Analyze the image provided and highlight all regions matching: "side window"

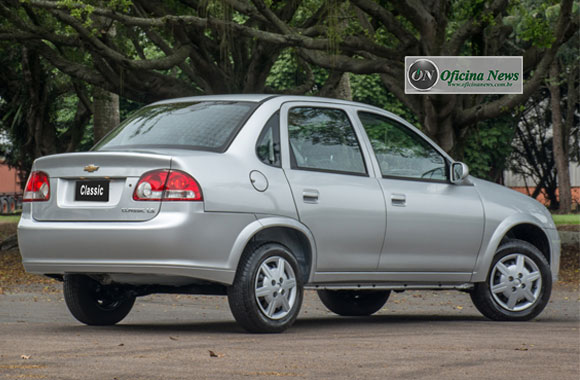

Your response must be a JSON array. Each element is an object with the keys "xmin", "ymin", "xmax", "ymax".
[
  {"xmin": 288, "ymin": 107, "xmax": 367, "ymax": 176},
  {"xmin": 256, "ymin": 112, "xmax": 281, "ymax": 167},
  {"xmin": 358, "ymin": 112, "xmax": 447, "ymax": 181}
]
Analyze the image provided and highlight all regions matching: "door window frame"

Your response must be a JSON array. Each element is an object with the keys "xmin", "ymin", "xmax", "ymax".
[
  {"xmin": 355, "ymin": 110, "xmax": 452, "ymax": 184},
  {"xmin": 280, "ymin": 102, "xmax": 375, "ymax": 177},
  {"xmin": 255, "ymin": 111, "xmax": 282, "ymax": 168}
]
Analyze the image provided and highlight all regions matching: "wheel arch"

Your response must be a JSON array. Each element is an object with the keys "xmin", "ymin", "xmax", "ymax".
[
  {"xmin": 227, "ymin": 216, "xmax": 317, "ymax": 284},
  {"xmin": 471, "ymin": 215, "xmax": 556, "ymax": 283}
]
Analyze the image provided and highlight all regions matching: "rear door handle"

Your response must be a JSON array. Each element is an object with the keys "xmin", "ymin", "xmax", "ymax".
[
  {"xmin": 302, "ymin": 189, "xmax": 319, "ymax": 204},
  {"xmin": 391, "ymin": 193, "xmax": 406, "ymax": 207}
]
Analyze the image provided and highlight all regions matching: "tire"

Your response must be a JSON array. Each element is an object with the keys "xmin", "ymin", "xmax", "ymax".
[
  {"xmin": 470, "ymin": 239, "xmax": 552, "ymax": 321},
  {"xmin": 228, "ymin": 243, "xmax": 304, "ymax": 333},
  {"xmin": 317, "ymin": 290, "xmax": 390, "ymax": 316},
  {"xmin": 63, "ymin": 274, "xmax": 135, "ymax": 326}
]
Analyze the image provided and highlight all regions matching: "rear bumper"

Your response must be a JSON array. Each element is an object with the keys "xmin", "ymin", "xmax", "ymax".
[{"xmin": 18, "ymin": 203, "xmax": 256, "ymax": 285}]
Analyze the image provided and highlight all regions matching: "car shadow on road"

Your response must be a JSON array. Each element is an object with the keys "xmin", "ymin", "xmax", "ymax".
[
  {"xmin": 53, "ymin": 314, "xmax": 495, "ymax": 335},
  {"xmin": 293, "ymin": 314, "xmax": 490, "ymax": 330}
]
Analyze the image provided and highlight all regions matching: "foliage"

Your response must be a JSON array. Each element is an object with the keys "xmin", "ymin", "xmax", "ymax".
[
  {"xmin": 350, "ymin": 74, "xmax": 417, "ymax": 125},
  {"xmin": 463, "ymin": 115, "xmax": 516, "ymax": 181},
  {"xmin": 0, "ymin": 0, "xmax": 577, "ymax": 180},
  {"xmin": 0, "ymin": 0, "xmax": 575, "ymax": 152},
  {"xmin": 508, "ymin": 92, "xmax": 561, "ymax": 207}
]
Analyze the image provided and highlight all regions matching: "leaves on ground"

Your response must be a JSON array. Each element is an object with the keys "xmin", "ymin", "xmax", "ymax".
[
  {"xmin": 559, "ymin": 244, "xmax": 580, "ymax": 286},
  {"xmin": 208, "ymin": 350, "xmax": 225, "ymax": 358},
  {"xmin": 0, "ymin": 249, "xmax": 58, "ymax": 290}
]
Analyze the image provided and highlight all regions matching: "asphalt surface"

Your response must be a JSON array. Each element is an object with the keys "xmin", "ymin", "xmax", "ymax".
[{"xmin": 0, "ymin": 285, "xmax": 578, "ymax": 380}]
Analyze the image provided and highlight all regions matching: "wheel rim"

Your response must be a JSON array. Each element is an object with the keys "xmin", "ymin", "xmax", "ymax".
[
  {"xmin": 89, "ymin": 282, "xmax": 123, "ymax": 311},
  {"xmin": 95, "ymin": 298, "xmax": 122, "ymax": 311},
  {"xmin": 490, "ymin": 253, "xmax": 542, "ymax": 312},
  {"xmin": 254, "ymin": 256, "xmax": 297, "ymax": 320}
]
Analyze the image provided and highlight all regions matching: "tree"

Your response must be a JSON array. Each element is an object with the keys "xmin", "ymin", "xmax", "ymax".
[
  {"xmin": 1, "ymin": 0, "xmax": 577, "ymax": 156},
  {"xmin": 0, "ymin": 41, "xmax": 92, "ymax": 180},
  {"xmin": 547, "ymin": 23, "xmax": 579, "ymax": 213},
  {"xmin": 509, "ymin": 93, "xmax": 559, "ymax": 208},
  {"xmin": 463, "ymin": 114, "xmax": 516, "ymax": 182},
  {"xmin": 548, "ymin": 60, "xmax": 572, "ymax": 213}
]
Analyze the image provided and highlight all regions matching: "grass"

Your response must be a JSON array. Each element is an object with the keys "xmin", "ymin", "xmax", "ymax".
[
  {"xmin": 0, "ymin": 214, "xmax": 20, "ymax": 224},
  {"xmin": 552, "ymin": 214, "xmax": 580, "ymax": 225}
]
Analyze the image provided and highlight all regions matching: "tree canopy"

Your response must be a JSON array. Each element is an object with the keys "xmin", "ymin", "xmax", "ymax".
[{"xmin": 0, "ymin": 0, "xmax": 578, "ymax": 195}]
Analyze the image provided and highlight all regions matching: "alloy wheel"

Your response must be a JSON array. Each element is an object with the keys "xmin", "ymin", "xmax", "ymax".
[
  {"xmin": 254, "ymin": 256, "xmax": 297, "ymax": 320},
  {"xmin": 489, "ymin": 253, "xmax": 542, "ymax": 312}
]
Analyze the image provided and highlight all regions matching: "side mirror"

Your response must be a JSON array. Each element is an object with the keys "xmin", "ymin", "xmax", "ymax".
[{"xmin": 451, "ymin": 162, "xmax": 469, "ymax": 184}]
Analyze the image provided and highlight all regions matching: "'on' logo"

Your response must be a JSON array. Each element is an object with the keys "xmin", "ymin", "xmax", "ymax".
[{"xmin": 408, "ymin": 59, "xmax": 439, "ymax": 91}]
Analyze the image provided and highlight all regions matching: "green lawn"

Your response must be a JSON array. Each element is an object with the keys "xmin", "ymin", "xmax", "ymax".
[
  {"xmin": 0, "ymin": 214, "xmax": 20, "ymax": 224},
  {"xmin": 552, "ymin": 214, "xmax": 580, "ymax": 225}
]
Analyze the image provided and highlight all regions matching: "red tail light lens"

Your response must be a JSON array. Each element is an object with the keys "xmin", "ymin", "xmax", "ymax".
[
  {"xmin": 23, "ymin": 171, "xmax": 50, "ymax": 202},
  {"xmin": 133, "ymin": 169, "xmax": 202, "ymax": 201},
  {"xmin": 133, "ymin": 170, "xmax": 169, "ymax": 201}
]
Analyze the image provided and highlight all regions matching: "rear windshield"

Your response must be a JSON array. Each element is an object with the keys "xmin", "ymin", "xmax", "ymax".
[{"xmin": 93, "ymin": 101, "xmax": 256, "ymax": 152}]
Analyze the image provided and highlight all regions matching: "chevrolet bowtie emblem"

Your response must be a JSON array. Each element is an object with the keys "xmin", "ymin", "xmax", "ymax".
[{"xmin": 83, "ymin": 164, "xmax": 100, "ymax": 173}]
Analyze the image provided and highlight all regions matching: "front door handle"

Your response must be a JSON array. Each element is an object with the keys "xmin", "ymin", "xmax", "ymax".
[
  {"xmin": 391, "ymin": 193, "xmax": 406, "ymax": 207},
  {"xmin": 303, "ymin": 189, "xmax": 319, "ymax": 204}
]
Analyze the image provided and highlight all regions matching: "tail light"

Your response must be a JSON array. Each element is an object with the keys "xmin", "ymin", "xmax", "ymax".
[
  {"xmin": 133, "ymin": 169, "xmax": 202, "ymax": 201},
  {"xmin": 23, "ymin": 171, "xmax": 50, "ymax": 202}
]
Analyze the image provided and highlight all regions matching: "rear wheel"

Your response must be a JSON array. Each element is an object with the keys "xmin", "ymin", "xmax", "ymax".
[
  {"xmin": 228, "ymin": 243, "xmax": 303, "ymax": 333},
  {"xmin": 64, "ymin": 275, "xmax": 135, "ymax": 326},
  {"xmin": 317, "ymin": 290, "xmax": 390, "ymax": 316},
  {"xmin": 470, "ymin": 239, "xmax": 551, "ymax": 321}
]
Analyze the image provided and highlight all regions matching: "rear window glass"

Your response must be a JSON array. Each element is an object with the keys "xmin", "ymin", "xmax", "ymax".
[{"xmin": 93, "ymin": 101, "xmax": 256, "ymax": 152}]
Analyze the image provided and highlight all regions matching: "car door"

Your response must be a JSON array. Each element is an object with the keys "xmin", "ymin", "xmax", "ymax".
[
  {"xmin": 356, "ymin": 111, "xmax": 484, "ymax": 279},
  {"xmin": 280, "ymin": 103, "xmax": 386, "ymax": 272}
]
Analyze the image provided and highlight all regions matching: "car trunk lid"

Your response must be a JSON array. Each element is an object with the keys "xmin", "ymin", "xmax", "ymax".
[{"xmin": 31, "ymin": 152, "xmax": 172, "ymax": 222}]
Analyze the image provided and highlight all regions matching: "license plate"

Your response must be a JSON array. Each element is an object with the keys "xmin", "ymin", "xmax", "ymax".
[{"xmin": 75, "ymin": 180, "xmax": 109, "ymax": 202}]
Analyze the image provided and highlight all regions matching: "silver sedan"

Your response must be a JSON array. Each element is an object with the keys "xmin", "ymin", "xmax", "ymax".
[{"xmin": 18, "ymin": 95, "xmax": 560, "ymax": 332}]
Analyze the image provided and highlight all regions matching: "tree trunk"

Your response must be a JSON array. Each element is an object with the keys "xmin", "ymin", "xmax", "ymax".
[
  {"xmin": 92, "ymin": 86, "xmax": 120, "ymax": 143},
  {"xmin": 318, "ymin": 71, "xmax": 352, "ymax": 101},
  {"xmin": 549, "ymin": 61, "xmax": 572, "ymax": 214},
  {"xmin": 334, "ymin": 73, "xmax": 352, "ymax": 101},
  {"xmin": 21, "ymin": 47, "xmax": 57, "ymax": 159}
]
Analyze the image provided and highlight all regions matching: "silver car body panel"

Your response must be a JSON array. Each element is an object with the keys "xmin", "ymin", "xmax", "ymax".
[
  {"xmin": 18, "ymin": 95, "xmax": 560, "ymax": 289},
  {"xmin": 279, "ymin": 102, "xmax": 386, "ymax": 272},
  {"xmin": 376, "ymin": 178, "xmax": 484, "ymax": 273},
  {"xmin": 469, "ymin": 178, "xmax": 560, "ymax": 281},
  {"xmin": 19, "ymin": 202, "xmax": 254, "ymax": 285},
  {"xmin": 31, "ymin": 152, "xmax": 172, "ymax": 222}
]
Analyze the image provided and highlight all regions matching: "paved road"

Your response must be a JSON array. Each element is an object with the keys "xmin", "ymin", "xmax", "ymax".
[{"xmin": 0, "ymin": 285, "xmax": 578, "ymax": 380}]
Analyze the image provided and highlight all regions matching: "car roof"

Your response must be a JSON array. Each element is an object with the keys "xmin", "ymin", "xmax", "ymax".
[
  {"xmin": 147, "ymin": 94, "xmax": 455, "ymax": 163},
  {"xmin": 150, "ymin": 94, "xmax": 380, "ymax": 109}
]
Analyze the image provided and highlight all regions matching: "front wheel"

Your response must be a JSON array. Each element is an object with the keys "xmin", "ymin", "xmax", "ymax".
[
  {"xmin": 228, "ymin": 243, "xmax": 303, "ymax": 333},
  {"xmin": 64, "ymin": 275, "xmax": 135, "ymax": 326},
  {"xmin": 470, "ymin": 239, "xmax": 552, "ymax": 321},
  {"xmin": 317, "ymin": 290, "xmax": 390, "ymax": 316}
]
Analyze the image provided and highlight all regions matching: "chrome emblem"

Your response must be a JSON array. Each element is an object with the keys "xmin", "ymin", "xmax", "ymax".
[{"xmin": 83, "ymin": 164, "xmax": 100, "ymax": 173}]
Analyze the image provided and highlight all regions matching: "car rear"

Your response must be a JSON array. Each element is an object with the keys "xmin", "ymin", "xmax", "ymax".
[{"xmin": 18, "ymin": 99, "xmax": 261, "ymax": 285}]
